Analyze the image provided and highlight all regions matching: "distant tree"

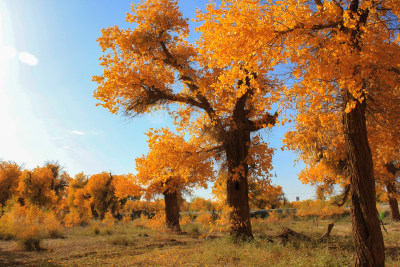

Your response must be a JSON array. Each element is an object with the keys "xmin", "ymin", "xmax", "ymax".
[
  {"xmin": 17, "ymin": 166, "xmax": 57, "ymax": 208},
  {"xmin": 248, "ymin": 183, "xmax": 286, "ymax": 210},
  {"xmin": 0, "ymin": 161, "xmax": 22, "ymax": 207},
  {"xmin": 65, "ymin": 174, "xmax": 92, "ymax": 227},
  {"xmin": 44, "ymin": 161, "xmax": 71, "ymax": 202},
  {"xmin": 85, "ymin": 172, "xmax": 119, "ymax": 219},
  {"xmin": 190, "ymin": 197, "xmax": 213, "ymax": 212}
]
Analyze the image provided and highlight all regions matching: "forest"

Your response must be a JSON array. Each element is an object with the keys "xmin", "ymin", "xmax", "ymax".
[{"xmin": 1, "ymin": 0, "xmax": 400, "ymax": 266}]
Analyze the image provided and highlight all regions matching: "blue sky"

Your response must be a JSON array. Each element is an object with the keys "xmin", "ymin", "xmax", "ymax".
[{"xmin": 0, "ymin": 0, "xmax": 315, "ymax": 201}]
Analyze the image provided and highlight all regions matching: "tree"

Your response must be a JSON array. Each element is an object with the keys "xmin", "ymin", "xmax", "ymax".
[
  {"xmin": 67, "ymin": 172, "xmax": 89, "ymax": 210},
  {"xmin": 93, "ymin": 0, "xmax": 279, "ymax": 238},
  {"xmin": 249, "ymin": 183, "xmax": 286, "ymax": 210},
  {"xmin": 134, "ymin": 128, "xmax": 214, "ymax": 231},
  {"xmin": 283, "ymin": 96, "xmax": 400, "ymax": 219},
  {"xmin": 66, "ymin": 172, "xmax": 91, "ymax": 225},
  {"xmin": 197, "ymin": 1, "xmax": 400, "ymax": 264},
  {"xmin": 85, "ymin": 172, "xmax": 119, "ymax": 219},
  {"xmin": 17, "ymin": 166, "xmax": 58, "ymax": 208},
  {"xmin": 190, "ymin": 197, "xmax": 214, "ymax": 211},
  {"xmin": 0, "ymin": 161, "xmax": 22, "ymax": 208},
  {"xmin": 370, "ymin": 122, "xmax": 400, "ymax": 221},
  {"xmin": 44, "ymin": 161, "xmax": 71, "ymax": 203}
]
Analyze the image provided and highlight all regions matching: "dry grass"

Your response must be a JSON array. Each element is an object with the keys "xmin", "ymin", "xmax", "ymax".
[{"xmin": 0, "ymin": 215, "xmax": 399, "ymax": 266}]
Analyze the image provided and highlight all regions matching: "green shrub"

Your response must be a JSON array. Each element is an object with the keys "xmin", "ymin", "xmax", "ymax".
[{"xmin": 379, "ymin": 210, "xmax": 390, "ymax": 220}]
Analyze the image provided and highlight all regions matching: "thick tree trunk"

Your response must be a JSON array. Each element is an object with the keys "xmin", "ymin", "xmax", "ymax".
[
  {"xmin": 163, "ymin": 190, "xmax": 181, "ymax": 232},
  {"xmin": 225, "ymin": 129, "xmax": 253, "ymax": 239},
  {"xmin": 343, "ymin": 92, "xmax": 385, "ymax": 266},
  {"xmin": 386, "ymin": 181, "xmax": 400, "ymax": 221}
]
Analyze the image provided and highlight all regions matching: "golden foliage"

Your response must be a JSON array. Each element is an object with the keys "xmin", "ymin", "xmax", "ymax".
[
  {"xmin": 135, "ymin": 128, "xmax": 214, "ymax": 199},
  {"xmin": 293, "ymin": 200, "xmax": 346, "ymax": 218},
  {"xmin": 0, "ymin": 201, "xmax": 63, "ymax": 241},
  {"xmin": 17, "ymin": 167, "xmax": 58, "ymax": 208},
  {"xmin": 0, "ymin": 161, "xmax": 21, "ymax": 206}
]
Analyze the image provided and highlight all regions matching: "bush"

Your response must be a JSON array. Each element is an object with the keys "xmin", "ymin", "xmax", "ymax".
[
  {"xmin": 293, "ymin": 200, "xmax": 346, "ymax": 218},
  {"xmin": 17, "ymin": 225, "xmax": 42, "ymax": 251},
  {"xmin": 64, "ymin": 209, "xmax": 90, "ymax": 227},
  {"xmin": 379, "ymin": 210, "xmax": 390, "ymax": 220},
  {"xmin": 180, "ymin": 214, "xmax": 191, "ymax": 225},
  {"xmin": 148, "ymin": 212, "xmax": 167, "ymax": 232},
  {"xmin": 265, "ymin": 210, "xmax": 281, "ymax": 224},
  {"xmin": 90, "ymin": 222, "xmax": 101, "ymax": 235},
  {"xmin": 184, "ymin": 223, "xmax": 201, "ymax": 234},
  {"xmin": 103, "ymin": 227, "xmax": 113, "ymax": 235},
  {"xmin": 195, "ymin": 212, "xmax": 212, "ymax": 227},
  {"xmin": 102, "ymin": 211, "xmax": 116, "ymax": 227},
  {"xmin": 0, "ymin": 202, "xmax": 64, "ymax": 250}
]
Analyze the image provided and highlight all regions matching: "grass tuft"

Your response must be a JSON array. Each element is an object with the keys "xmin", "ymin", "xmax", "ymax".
[{"xmin": 111, "ymin": 236, "xmax": 135, "ymax": 246}]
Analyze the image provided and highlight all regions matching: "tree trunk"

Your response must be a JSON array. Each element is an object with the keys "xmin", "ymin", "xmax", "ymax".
[
  {"xmin": 343, "ymin": 92, "xmax": 385, "ymax": 266},
  {"xmin": 91, "ymin": 204, "xmax": 99, "ymax": 219},
  {"xmin": 225, "ymin": 129, "xmax": 253, "ymax": 239},
  {"xmin": 163, "ymin": 190, "xmax": 181, "ymax": 232},
  {"xmin": 386, "ymin": 181, "xmax": 400, "ymax": 221}
]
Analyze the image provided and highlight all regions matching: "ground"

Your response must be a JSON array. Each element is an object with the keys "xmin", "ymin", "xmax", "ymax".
[{"xmin": 0, "ymin": 215, "xmax": 399, "ymax": 266}]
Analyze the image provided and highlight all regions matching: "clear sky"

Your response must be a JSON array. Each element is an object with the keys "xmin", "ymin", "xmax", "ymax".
[{"xmin": 0, "ymin": 0, "xmax": 315, "ymax": 201}]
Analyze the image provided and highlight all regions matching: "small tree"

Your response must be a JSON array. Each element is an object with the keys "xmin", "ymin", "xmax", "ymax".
[{"xmin": 135, "ymin": 128, "xmax": 214, "ymax": 232}]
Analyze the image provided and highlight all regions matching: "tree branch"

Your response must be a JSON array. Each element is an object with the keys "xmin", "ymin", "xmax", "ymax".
[
  {"xmin": 248, "ymin": 112, "xmax": 278, "ymax": 132},
  {"xmin": 158, "ymin": 41, "xmax": 225, "ymax": 135}
]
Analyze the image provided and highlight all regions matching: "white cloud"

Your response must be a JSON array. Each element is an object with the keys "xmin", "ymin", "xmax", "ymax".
[
  {"xmin": 71, "ymin": 130, "xmax": 85, "ymax": 135},
  {"xmin": 18, "ymin": 51, "xmax": 38, "ymax": 66}
]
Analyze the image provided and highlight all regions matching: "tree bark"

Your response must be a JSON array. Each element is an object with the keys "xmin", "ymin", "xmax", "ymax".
[
  {"xmin": 225, "ymin": 129, "xmax": 253, "ymax": 239},
  {"xmin": 343, "ymin": 91, "xmax": 385, "ymax": 266},
  {"xmin": 163, "ymin": 190, "xmax": 181, "ymax": 232},
  {"xmin": 386, "ymin": 181, "xmax": 400, "ymax": 221}
]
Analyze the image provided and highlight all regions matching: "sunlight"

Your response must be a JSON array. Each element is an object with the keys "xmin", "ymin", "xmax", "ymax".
[{"xmin": 0, "ymin": 5, "xmax": 35, "ymax": 165}]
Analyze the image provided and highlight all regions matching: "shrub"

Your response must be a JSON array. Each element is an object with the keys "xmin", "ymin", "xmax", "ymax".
[
  {"xmin": 148, "ymin": 212, "xmax": 167, "ymax": 232},
  {"xmin": 195, "ymin": 212, "xmax": 212, "ymax": 228},
  {"xmin": 102, "ymin": 211, "xmax": 116, "ymax": 227},
  {"xmin": 0, "ymin": 202, "xmax": 64, "ymax": 250},
  {"xmin": 131, "ymin": 214, "xmax": 150, "ymax": 229},
  {"xmin": 265, "ymin": 210, "xmax": 281, "ymax": 224},
  {"xmin": 64, "ymin": 209, "xmax": 90, "ymax": 227},
  {"xmin": 17, "ymin": 225, "xmax": 42, "ymax": 251},
  {"xmin": 293, "ymin": 200, "xmax": 346, "ymax": 218},
  {"xmin": 379, "ymin": 210, "xmax": 390, "ymax": 220},
  {"xmin": 89, "ymin": 221, "xmax": 101, "ymax": 235},
  {"xmin": 122, "ymin": 215, "xmax": 132, "ymax": 223},
  {"xmin": 185, "ymin": 223, "xmax": 201, "ymax": 234},
  {"xmin": 103, "ymin": 227, "xmax": 113, "ymax": 235},
  {"xmin": 44, "ymin": 212, "xmax": 64, "ymax": 238},
  {"xmin": 180, "ymin": 214, "xmax": 191, "ymax": 225}
]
